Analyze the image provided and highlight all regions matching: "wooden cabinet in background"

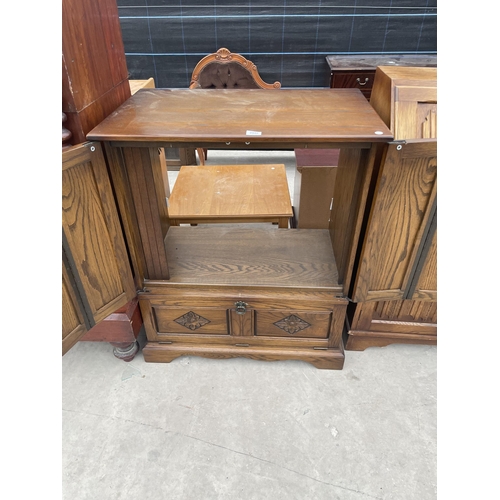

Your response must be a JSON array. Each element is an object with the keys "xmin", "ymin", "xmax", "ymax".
[
  {"xmin": 326, "ymin": 54, "xmax": 437, "ymax": 100},
  {"xmin": 369, "ymin": 66, "xmax": 437, "ymax": 140},
  {"xmin": 62, "ymin": 0, "xmax": 131, "ymax": 144}
]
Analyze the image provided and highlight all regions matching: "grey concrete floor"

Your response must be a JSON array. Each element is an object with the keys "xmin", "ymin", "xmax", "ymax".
[
  {"xmin": 62, "ymin": 150, "xmax": 437, "ymax": 499},
  {"xmin": 62, "ymin": 335, "xmax": 436, "ymax": 500}
]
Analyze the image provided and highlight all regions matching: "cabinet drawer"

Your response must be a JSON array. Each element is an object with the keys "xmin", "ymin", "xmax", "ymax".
[
  {"xmin": 255, "ymin": 310, "xmax": 331, "ymax": 338},
  {"xmin": 332, "ymin": 71, "xmax": 375, "ymax": 90},
  {"xmin": 152, "ymin": 306, "xmax": 229, "ymax": 335}
]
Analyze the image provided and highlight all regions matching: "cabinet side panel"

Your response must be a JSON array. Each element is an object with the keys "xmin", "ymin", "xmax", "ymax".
[
  {"xmin": 329, "ymin": 145, "xmax": 381, "ymax": 293},
  {"xmin": 369, "ymin": 70, "xmax": 392, "ymax": 128},
  {"xmin": 103, "ymin": 143, "xmax": 147, "ymax": 287},
  {"xmin": 329, "ymin": 148, "xmax": 364, "ymax": 284},
  {"xmin": 122, "ymin": 147, "xmax": 170, "ymax": 280}
]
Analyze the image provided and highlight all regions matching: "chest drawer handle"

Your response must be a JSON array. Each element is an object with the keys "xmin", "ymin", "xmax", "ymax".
[
  {"xmin": 356, "ymin": 77, "xmax": 369, "ymax": 86},
  {"xmin": 235, "ymin": 301, "xmax": 248, "ymax": 315}
]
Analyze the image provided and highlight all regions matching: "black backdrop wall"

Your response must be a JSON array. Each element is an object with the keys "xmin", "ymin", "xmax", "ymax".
[{"xmin": 118, "ymin": 0, "xmax": 437, "ymax": 89}]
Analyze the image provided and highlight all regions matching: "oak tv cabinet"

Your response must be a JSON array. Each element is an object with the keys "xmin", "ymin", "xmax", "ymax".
[{"xmin": 86, "ymin": 88, "xmax": 394, "ymax": 369}]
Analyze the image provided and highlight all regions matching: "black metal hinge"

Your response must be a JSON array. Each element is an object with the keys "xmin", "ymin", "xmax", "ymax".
[{"xmin": 335, "ymin": 294, "xmax": 354, "ymax": 303}]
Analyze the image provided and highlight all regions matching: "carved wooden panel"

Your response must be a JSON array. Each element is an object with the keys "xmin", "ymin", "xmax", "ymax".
[
  {"xmin": 174, "ymin": 311, "xmax": 211, "ymax": 331},
  {"xmin": 255, "ymin": 311, "xmax": 331, "ymax": 338},
  {"xmin": 151, "ymin": 306, "xmax": 229, "ymax": 336}
]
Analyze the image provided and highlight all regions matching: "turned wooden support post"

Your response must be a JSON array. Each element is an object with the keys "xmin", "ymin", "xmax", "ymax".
[{"xmin": 110, "ymin": 341, "xmax": 140, "ymax": 362}]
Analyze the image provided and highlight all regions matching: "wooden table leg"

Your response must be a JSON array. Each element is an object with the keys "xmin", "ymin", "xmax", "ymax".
[{"xmin": 278, "ymin": 217, "xmax": 289, "ymax": 228}]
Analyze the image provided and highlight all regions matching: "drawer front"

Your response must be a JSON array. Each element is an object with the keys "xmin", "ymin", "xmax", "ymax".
[
  {"xmin": 255, "ymin": 310, "xmax": 331, "ymax": 338},
  {"xmin": 332, "ymin": 71, "xmax": 375, "ymax": 90},
  {"xmin": 152, "ymin": 306, "xmax": 229, "ymax": 335}
]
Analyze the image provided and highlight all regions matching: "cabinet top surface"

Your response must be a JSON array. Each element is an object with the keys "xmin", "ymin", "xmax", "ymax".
[
  {"xmin": 326, "ymin": 54, "xmax": 437, "ymax": 70},
  {"xmin": 376, "ymin": 65, "xmax": 437, "ymax": 83},
  {"xmin": 86, "ymin": 88, "xmax": 393, "ymax": 144}
]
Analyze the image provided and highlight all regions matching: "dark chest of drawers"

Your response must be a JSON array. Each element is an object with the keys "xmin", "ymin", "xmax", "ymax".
[{"xmin": 326, "ymin": 54, "xmax": 437, "ymax": 99}]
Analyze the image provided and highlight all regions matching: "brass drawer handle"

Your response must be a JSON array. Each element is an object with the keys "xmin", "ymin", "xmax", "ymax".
[
  {"xmin": 235, "ymin": 301, "xmax": 248, "ymax": 315},
  {"xmin": 357, "ymin": 77, "xmax": 369, "ymax": 86}
]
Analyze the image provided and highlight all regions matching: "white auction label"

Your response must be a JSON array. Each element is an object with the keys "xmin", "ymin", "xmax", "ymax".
[{"xmin": 246, "ymin": 130, "xmax": 262, "ymax": 136}]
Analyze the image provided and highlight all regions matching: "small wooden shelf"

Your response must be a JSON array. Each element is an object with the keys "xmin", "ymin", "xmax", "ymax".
[
  {"xmin": 168, "ymin": 164, "xmax": 292, "ymax": 228},
  {"xmin": 163, "ymin": 226, "xmax": 341, "ymax": 290}
]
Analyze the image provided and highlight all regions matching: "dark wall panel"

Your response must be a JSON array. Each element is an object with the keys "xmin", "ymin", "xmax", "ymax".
[{"xmin": 117, "ymin": 1, "xmax": 437, "ymax": 89}]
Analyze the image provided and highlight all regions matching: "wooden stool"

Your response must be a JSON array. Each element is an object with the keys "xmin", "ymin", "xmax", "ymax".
[{"xmin": 168, "ymin": 164, "xmax": 293, "ymax": 228}]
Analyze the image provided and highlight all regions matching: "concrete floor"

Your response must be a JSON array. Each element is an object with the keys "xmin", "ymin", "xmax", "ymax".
[
  {"xmin": 62, "ymin": 151, "xmax": 437, "ymax": 499},
  {"xmin": 62, "ymin": 337, "xmax": 436, "ymax": 500}
]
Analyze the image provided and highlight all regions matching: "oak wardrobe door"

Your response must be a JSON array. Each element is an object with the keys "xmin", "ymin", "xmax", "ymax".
[
  {"xmin": 351, "ymin": 140, "xmax": 437, "ymax": 303},
  {"xmin": 62, "ymin": 258, "xmax": 88, "ymax": 355},
  {"xmin": 62, "ymin": 142, "xmax": 136, "ymax": 354},
  {"xmin": 407, "ymin": 216, "xmax": 437, "ymax": 301}
]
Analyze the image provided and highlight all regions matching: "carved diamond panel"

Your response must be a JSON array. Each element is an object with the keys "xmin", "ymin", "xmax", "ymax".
[
  {"xmin": 273, "ymin": 314, "xmax": 311, "ymax": 334},
  {"xmin": 174, "ymin": 311, "xmax": 211, "ymax": 331}
]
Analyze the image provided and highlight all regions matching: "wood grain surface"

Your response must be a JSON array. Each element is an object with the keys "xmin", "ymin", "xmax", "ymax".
[
  {"xmin": 352, "ymin": 140, "xmax": 437, "ymax": 302},
  {"xmin": 62, "ymin": 143, "xmax": 135, "ymax": 322},
  {"xmin": 168, "ymin": 164, "xmax": 292, "ymax": 223},
  {"xmin": 87, "ymin": 89, "xmax": 393, "ymax": 144},
  {"xmin": 164, "ymin": 226, "xmax": 341, "ymax": 289}
]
